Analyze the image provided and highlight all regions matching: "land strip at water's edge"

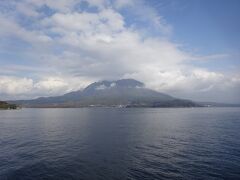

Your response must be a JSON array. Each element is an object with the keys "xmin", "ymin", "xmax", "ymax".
[{"xmin": 0, "ymin": 101, "xmax": 18, "ymax": 110}]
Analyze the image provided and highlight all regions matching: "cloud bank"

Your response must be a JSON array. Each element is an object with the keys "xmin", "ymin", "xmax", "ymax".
[{"xmin": 0, "ymin": 0, "xmax": 239, "ymax": 103}]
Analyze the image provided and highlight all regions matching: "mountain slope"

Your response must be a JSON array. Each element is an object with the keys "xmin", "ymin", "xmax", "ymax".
[{"xmin": 11, "ymin": 79, "xmax": 200, "ymax": 107}]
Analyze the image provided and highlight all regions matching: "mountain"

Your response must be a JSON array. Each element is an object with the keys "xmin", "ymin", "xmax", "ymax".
[
  {"xmin": 10, "ymin": 79, "xmax": 200, "ymax": 108},
  {"xmin": 0, "ymin": 101, "xmax": 17, "ymax": 109}
]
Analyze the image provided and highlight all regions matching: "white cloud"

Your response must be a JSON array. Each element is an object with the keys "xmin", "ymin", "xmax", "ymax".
[
  {"xmin": 113, "ymin": 0, "xmax": 135, "ymax": 9},
  {"xmin": 43, "ymin": 8, "xmax": 124, "ymax": 34},
  {"xmin": 0, "ymin": 76, "xmax": 33, "ymax": 95},
  {"xmin": 0, "ymin": 16, "xmax": 52, "ymax": 43},
  {"xmin": 24, "ymin": 0, "xmax": 79, "ymax": 13},
  {"xmin": 0, "ymin": 76, "xmax": 91, "ymax": 100},
  {"xmin": 34, "ymin": 77, "xmax": 68, "ymax": 92},
  {"xmin": 16, "ymin": 2, "xmax": 39, "ymax": 17},
  {"xmin": 190, "ymin": 53, "xmax": 230, "ymax": 61},
  {"xmin": 96, "ymin": 84, "xmax": 107, "ymax": 90}
]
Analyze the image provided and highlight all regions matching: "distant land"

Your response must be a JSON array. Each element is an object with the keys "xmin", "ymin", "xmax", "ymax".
[
  {"xmin": 198, "ymin": 102, "xmax": 240, "ymax": 107},
  {"xmin": 0, "ymin": 101, "xmax": 17, "ymax": 109},
  {"xmin": 7, "ymin": 79, "xmax": 240, "ymax": 108}
]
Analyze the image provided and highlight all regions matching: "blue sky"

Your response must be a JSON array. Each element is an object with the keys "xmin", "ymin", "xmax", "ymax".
[
  {"xmin": 147, "ymin": 0, "xmax": 240, "ymax": 68},
  {"xmin": 152, "ymin": 0, "xmax": 240, "ymax": 47},
  {"xmin": 0, "ymin": 0, "xmax": 239, "ymax": 103}
]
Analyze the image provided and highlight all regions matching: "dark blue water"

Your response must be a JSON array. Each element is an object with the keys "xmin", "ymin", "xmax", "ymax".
[{"xmin": 0, "ymin": 108, "xmax": 240, "ymax": 180}]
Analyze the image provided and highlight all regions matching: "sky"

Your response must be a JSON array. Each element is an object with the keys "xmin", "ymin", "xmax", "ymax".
[{"xmin": 0, "ymin": 0, "xmax": 239, "ymax": 103}]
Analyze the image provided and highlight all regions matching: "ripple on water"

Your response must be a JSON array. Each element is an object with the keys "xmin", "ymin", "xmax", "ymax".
[{"xmin": 0, "ymin": 108, "xmax": 240, "ymax": 179}]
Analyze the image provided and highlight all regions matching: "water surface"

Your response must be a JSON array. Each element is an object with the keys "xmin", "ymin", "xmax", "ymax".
[{"xmin": 0, "ymin": 108, "xmax": 240, "ymax": 179}]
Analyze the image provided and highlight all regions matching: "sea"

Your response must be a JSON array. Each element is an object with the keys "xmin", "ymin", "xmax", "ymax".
[{"xmin": 0, "ymin": 108, "xmax": 240, "ymax": 180}]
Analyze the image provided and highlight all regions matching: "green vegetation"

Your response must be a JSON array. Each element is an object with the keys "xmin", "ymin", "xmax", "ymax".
[{"xmin": 0, "ymin": 101, "xmax": 18, "ymax": 109}]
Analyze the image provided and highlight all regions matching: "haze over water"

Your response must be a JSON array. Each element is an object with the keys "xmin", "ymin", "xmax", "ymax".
[{"xmin": 1, "ymin": 108, "xmax": 240, "ymax": 179}]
